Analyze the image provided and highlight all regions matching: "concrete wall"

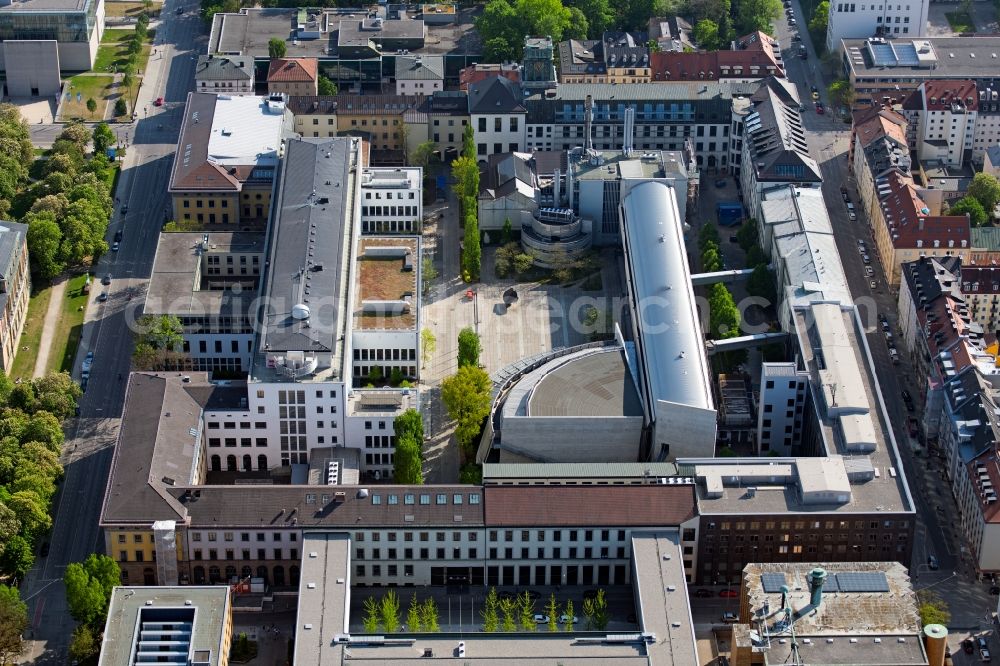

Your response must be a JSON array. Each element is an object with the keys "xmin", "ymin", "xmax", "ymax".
[
  {"xmin": 3, "ymin": 41, "xmax": 61, "ymax": 98},
  {"xmin": 499, "ymin": 415, "xmax": 643, "ymax": 462}
]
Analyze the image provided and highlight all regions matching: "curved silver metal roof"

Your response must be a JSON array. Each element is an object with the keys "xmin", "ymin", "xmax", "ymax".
[{"xmin": 621, "ymin": 181, "xmax": 713, "ymax": 411}]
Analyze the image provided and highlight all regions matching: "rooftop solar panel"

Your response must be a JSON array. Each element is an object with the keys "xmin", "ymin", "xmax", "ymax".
[
  {"xmin": 761, "ymin": 572, "xmax": 787, "ymax": 593},
  {"xmin": 893, "ymin": 43, "xmax": 921, "ymax": 67},
  {"xmin": 833, "ymin": 572, "xmax": 890, "ymax": 593},
  {"xmin": 869, "ymin": 43, "xmax": 898, "ymax": 67}
]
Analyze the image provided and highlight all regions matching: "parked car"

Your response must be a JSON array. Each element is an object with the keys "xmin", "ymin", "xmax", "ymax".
[
  {"xmin": 815, "ymin": 102, "xmax": 824, "ymax": 114},
  {"xmin": 792, "ymin": 34, "xmax": 801, "ymax": 41},
  {"xmin": 40, "ymin": 541, "xmax": 49, "ymax": 557},
  {"xmin": 176, "ymin": 5, "xmax": 183, "ymax": 13},
  {"xmin": 966, "ymin": 639, "xmax": 976, "ymax": 654},
  {"xmin": 102, "ymin": 273, "xmax": 112, "ymax": 285},
  {"xmin": 908, "ymin": 418, "xmax": 918, "ymax": 437},
  {"xmin": 788, "ymin": 16, "xmax": 796, "ymax": 24},
  {"xmin": 533, "ymin": 614, "xmax": 550, "ymax": 624},
  {"xmin": 846, "ymin": 202, "xmax": 855, "ymax": 211},
  {"xmin": 928, "ymin": 555, "xmax": 940, "ymax": 570},
  {"xmin": 841, "ymin": 187, "xmax": 849, "ymax": 201},
  {"xmin": 559, "ymin": 615, "xmax": 578, "ymax": 624},
  {"xmin": 693, "ymin": 588, "xmax": 714, "ymax": 598},
  {"xmin": 858, "ymin": 238, "xmax": 866, "ymax": 247},
  {"xmin": 715, "ymin": 178, "xmax": 727, "ymax": 188},
  {"xmin": 869, "ymin": 279, "xmax": 877, "ymax": 290},
  {"xmin": 990, "ymin": 586, "xmax": 1000, "ymax": 596},
  {"xmin": 848, "ymin": 212, "xmax": 856, "ymax": 221},
  {"xmin": 719, "ymin": 589, "xmax": 739, "ymax": 598},
  {"xmin": 865, "ymin": 266, "xmax": 874, "ymax": 277},
  {"xmin": 729, "ymin": 235, "xmax": 738, "ymax": 243},
  {"xmin": 97, "ymin": 291, "xmax": 108, "ymax": 303},
  {"xmin": 811, "ymin": 86, "xmax": 820, "ymax": 100},
  {"xmin": 154, "ymin": 96, "xmax": 165, "ymax": 106},
  {"xmin": 722, "ymin": 612, "xmax": 739, "ymax": 623},
  {"xmin": 862, "ymin": 254, "xmax": 871, "ymax": 264},
  {"xmin": 121, "ymin": 204, "xmax": 128, "ymax": 215},
  {"xmin": 111, "ymin": 241, "xmax": 119, "ymax": 252},
  {"xmin": 981, "ymin": 647, "xmax": 991, "ymax": 662},
  {"xmin": 978, "ymin": 637, "xmax": 988, "ymax": 650},
  {"xmin": 114, "ymin": 229, "xmax": 123, "ymax": 242}
]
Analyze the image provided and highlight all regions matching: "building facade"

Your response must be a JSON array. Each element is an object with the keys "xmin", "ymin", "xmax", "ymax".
[{"xmin": 0, "ymin": 221, "xmax": 29, "ymax": 372}]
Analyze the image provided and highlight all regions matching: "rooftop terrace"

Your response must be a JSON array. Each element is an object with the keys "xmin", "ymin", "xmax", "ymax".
[{"xmin": 353, "ymin": 237, "xmax": 418, "ymax": 331}]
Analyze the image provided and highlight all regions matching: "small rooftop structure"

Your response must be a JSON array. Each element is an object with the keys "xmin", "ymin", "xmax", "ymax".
[{"xmin": 99, "ymin": 586, "xmax": 232, "ymax": 666}]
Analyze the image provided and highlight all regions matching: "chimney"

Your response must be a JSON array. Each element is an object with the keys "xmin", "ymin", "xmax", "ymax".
[
  {"xmin": 923, "ymin": 624, "xmax": 948, "ymax": 666},
  {"xmin": 567, "ymin": 159, "xmax": 575, "ymax": 210},
  {"xmin": 553, "ymin": 167, "xmax": 561, "ymax": 206},
  {"xmin": 585, "ymin": 94, "xmax": 594, "ymax": 152},
  {"xmin": 807, "ymin": 567, "xmax": 827, "ymax": 607}
]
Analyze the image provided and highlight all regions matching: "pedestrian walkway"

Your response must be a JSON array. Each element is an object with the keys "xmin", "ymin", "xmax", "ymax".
[{"xmin": 32, "ymin": 278, "xmax": 68, "ymax": 378}]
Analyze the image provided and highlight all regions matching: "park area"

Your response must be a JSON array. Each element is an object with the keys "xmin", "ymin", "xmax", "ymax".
[
  {"xmin": 9, "ymin": 273, "xmax": 92, "ymax": 381},
  {"xmin": 94, "ymin": 28, "xmax": 154, "ymax": 74},
  {"xmin": 945, "ymin": 10, "xmax": 976, "ymax": 32},
  {"xmin": 59, "ymin": 75, "xmax": 115, "ymax": 122}
]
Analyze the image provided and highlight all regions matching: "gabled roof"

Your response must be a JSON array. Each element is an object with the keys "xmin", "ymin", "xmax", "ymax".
[
  {"xmin": 744, "ymin": 77, "xmax": 820, "ymax": 183},
  {"xmin": 468, "ymin": 76, "xmax": 526, "ymax": 114},
  {"xmin": 901, "ymin": 79, "xmax": 978, "ymax": 112},
  {"xmin": 195, "ymin": 55, "xmax": 254, "ymax": 81},
  {"xmin": 458, "ymin": 63, "xmax": 520, "ymax": 90},
  {"xmin": 875, "ymin": 170, "xmax": 970, "ymax": 249},
  {"xmin": 395, "ymin": 54, "xmax": 444, "ymax": 80},
  {"xmin": 483, "ymin": 485, "xmax": 697, "ymax": 526},
  {"xmin": 267, "ymin": 57, "xmax": 319, "ymax": 83},
  {"xmin": 650, "ymin": 48, "xmax": 783, "ymax": 81}
]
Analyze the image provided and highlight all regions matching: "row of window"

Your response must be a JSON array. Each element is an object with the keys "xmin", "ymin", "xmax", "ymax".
[
  {"xmin": 354, "ymin": 347, "xmax": 417, "ymax": 361},
  {"xmin": 360, "ymin": 205, "xmax": 419, "ymax": 217},
  {"xmin": 192, "ymin": 531, "xmax": 298, "ymax": 542},
  {"xmin": 704, "ymin": 519, "xmax": 908, "ymax": 530},
  {"xmin": 363, "ymin": 191, "xmax": 417, "ymax": 200},
  {"xmin": 368, "ymin": 492, "xmax": 481, "ymax": 506},
  {"xmin": 192, "ymin": 548, "xmax": 299, "ymax": 561}
]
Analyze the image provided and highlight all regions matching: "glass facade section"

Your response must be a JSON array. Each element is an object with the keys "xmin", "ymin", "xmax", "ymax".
[{"xmin": 0, "ymin": 0, "xmax": 98, "ymax": 43}]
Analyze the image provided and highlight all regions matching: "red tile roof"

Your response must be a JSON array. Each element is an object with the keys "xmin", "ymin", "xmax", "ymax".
[
  {"xmin": 961, "ymin": 266, "xmax": 1000, "ymax": 293},
  {"xmin": 902, "ymin": 80, "xmax": 978, "ymax": 113},
  {"xmin": 877, "ymin": 170, "xmax": 970, "ymax": 249},
  {"xmin": 852, "ymin": 106, "xmax": 908, "ymax": 149},
  {"xmin": 459, "ymin": 64, "xmax": 520, "ymax": 90},
  {"xmin": 483, "ymin": 485, "xmax": 696, "ymax": 527},
  {"xmin": 267, "ymin": 57, "xmax": 319, "ymax": 83},
  {"xmin": 649, "ymin": 49, "xmax": 782, "ymax": 81}
]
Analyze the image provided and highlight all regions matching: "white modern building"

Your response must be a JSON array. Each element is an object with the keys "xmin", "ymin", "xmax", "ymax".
[
  {"xmin": 468, "ymin": 76, "xmax": 526, "ymax": 160},
  {"xmin": 757, "ymin": 363, "xmax": 811, "ymax": 456},
  {"xmin": 394, "ymin": 54, "xmax": 444, "ymax": 96},
  {"xmin": 900, "ymin": 80, "xmax": 978, "ymax": 168},
  {"xmin": 825, "ymin": 0, "xmax": 927, "ymax": 53},
  {"xmin": 359, "ymin": 166, "xmax": 423, "ymax": 234}
]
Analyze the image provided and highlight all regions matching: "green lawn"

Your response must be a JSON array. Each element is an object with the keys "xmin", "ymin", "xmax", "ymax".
[
  {"xmin": 50, "ymin": 273, "xmax": 91, "ymax": 375},
  {"xmin": 9, "ymin": 283, "xmax": 54, "ymax": 382},
  {"xmin": 58, "ymin": 74, "xmax": 115, "ymax": 122},
  {"xmin": 104, "ymin": 0, "xmax": 160, "ymax": 18},
  {"xmin": 93, "ymin": 28, "xmax": 155, "ymax": 74},
  {"xmin": 945, "ymin": 10, "xmax": 976, "ymax": 32}
]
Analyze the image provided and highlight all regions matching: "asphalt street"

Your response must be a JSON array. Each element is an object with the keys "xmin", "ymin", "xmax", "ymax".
[
  {"xmin": 19, "ymin": 3, "xmax": 202, "ymax": 662},
  {"xmin": 775, "ymin": 0, "xmax": 997, "ymax": 644}
]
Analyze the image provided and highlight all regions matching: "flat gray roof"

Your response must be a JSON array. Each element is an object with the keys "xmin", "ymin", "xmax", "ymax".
[
  {"xmin": 146, "ymin": 232, "xmax": 264, "ymax": 318},
  {"xmin": 0, "ymin": 0, "xmax": 88, "ymax": 12},
  {"xmin": 256, "ymin": 137, "xmax": 357, "ymax": 368},
  {"xmin": 483, "ymin": 462, "xmax": 681, "ymax": 482},
  {"xmin": 339, "ymin": 636, "xmax": 650, "ymax": 663},
  {"xmin": 844, "ymin": 36, "xmax": 1000, "ymax": 79},
  {"xmin": 528, "ymin": 348, "xmax": 643, "ymax": 417},
  {"xmin": 294, "ymin": 533, "xmax": 350, "ymax": 666},
  {"xmin": 631, "ymin": 531, "xmax": 699, "ymax": 665},
  {"xmin": 99, "ymin": 587, "xmax": 231, "ymax": 666}
]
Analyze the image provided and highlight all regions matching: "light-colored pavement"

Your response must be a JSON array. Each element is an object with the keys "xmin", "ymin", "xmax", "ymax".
[
  {"xmin": 30, "ymin": 278, "xmax": 68, "ymax": 378},
  {"xmin": 19, "ymin": 1, "xmax": 203, "ymax": 662}
]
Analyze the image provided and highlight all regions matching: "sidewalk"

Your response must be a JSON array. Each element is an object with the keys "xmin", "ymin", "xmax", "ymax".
[{"xmin": 31, "ymin": 278, "xmax": 68, "ymax": 378}]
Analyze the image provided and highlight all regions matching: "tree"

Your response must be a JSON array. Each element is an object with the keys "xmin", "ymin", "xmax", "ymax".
[
  {"xmin": 0, "ymin": 585, "xmax": 27, "ymax": 666},
  {"xmin": 566, "ymin": 6, "xmax": 589, "ymax": 39},
  {"xmin": 566, "ymin": 0, "xmax": 613, "ymax": 36},
  {"xmin": 464, "ymin": 211, "xmax": 481, "ymax": 279},
  {"xmin": 582, "ymin": 589, "xmax": 609, "ymax": 630},
  {"xmin": 64, "ymin": 555, "xmax": 121, "ymax": 628},
  {"xmin": 546, "ymin": 594, "xmax": 559, "ymax": 632},
  {"xmin": 518, "ymin": 591, "xmax": 536, "ymax": 631},
  {"xmin": 114, "ymin": 98, "xmax": 128, "ymax": 118},
  {"xmin": 827, "ymin": 78, "xmax": 855, "ymax": 110},
  {"xmin": 699, "ymin": 223, "xmax": 720, "ymax": 251},
  {"xmin": 0, "ymin": 536, "xmax": 34, "ymax": 580},
  {"xmin": 26, "ymin": 213, "xmax": 64, "ymax": 279},
  {"xmin": 451, "ymin": 157, "xmax": 479, "ymax": 204},
  {"xmin": 409, "ymin": 140, "xmax": 437, "ymax": 168},
  {"xmin": 693, "ymin": 19, "xmax": 720, "ymax": 50},
  {"xmin": 441, "ymin": 366, "xmax": 492, "ymax": 453},
  {"xmin": 917, "ymin": 590, "xmax": 951, "ymax": 627},
  {"xmin": 808, "ymin": 0, "xmax": 829, "ymax": 35},
  {"xmin": 457, "ymin": 327, "xmax": 481, "ymax": 368},
  {"xmin": 421, "ymin": 256, "xmax": 438, "ymax": 296},
  {"xmin": 708, "ymin": 283, "xmax": 740, "ymax": 339},
  {"xmin": 393, "ymin": 437, "xmax": 423, "ymax": 484},
  {"xmin": 268, "ymin": 38, "xmax": 287, "ymax": 58},
  {"xmin": 462, "ymin": 125, "xmax": 476, "ymax": 161},
  {"xmin": 134, "ymin": 314, "xmax": 184, "ymax": 367},
  {"xmin": 482, "ymin": 588, "xmax": 500, "ymax": 632},
  {"xmin": 68, "ymin": 624, "xmax": 98, "ymax": 663},
  {"xmin": 406, "ymin": 593, "xmax": 422, "ymax": 632},
  {"xmin": 499, "ymin": 597, "xmax": 517, "ymax": 632},
  {"xmin": 735, "ymin": 0, "xmax": 782, "ymax": 33},
  {"xmin": 948, "ymin": 195, "xmax": 987, "ymax": 227},
  {"xmin": 317, "ymin": 74, "xmax": 337, "ymax": 96},
  {"xmin": 420, "ymin": 598, "xmax": 440, "ymax": 632},
  {"xmin": 563, "ymin": 599, "xmax": 575, "ymax": 631},
  {"xmin": 736, "ymin": 218, "xmax": 758, "ymax": 252},
  {"xmin": 421, "ymin": 328, "xmax": 437, "ymax": 367},
  {"xmin": 379, "ymin": 590, "xmax": 401, "ymax": 633},
  {"xmin": 362, "ymin": 597, "xmax": 380, "ymax": 633},
  {"xmin": 394, "ymin": 408, "xmax": 423, "ymax": 443},
  {"xmin": 746, "ymin": 244, "xmax": 767, "ymax": 268},
  {"xmin": 92, "ymin": 122, "xmax": 116, "ymax": 156},
  {"xmin": 968, "ymin": 172, "xmax": 1000, "ymax": 213},
  {"xmin": 501, "ymin": 217, "xmax": 513, "ymax": 244},
  {"xmin": 85, "ymin": 98, "xmax": 97, "ymax": 114},
  {"xmin": 459, "ymin": 463, "xmax": 483, "ymax": 484},
  {"xmin": 747, "ymin": 264, "xmax": 777, "ymax": 304}
]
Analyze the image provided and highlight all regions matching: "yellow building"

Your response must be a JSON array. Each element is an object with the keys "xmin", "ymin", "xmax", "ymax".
[{"xmin": 169, "ymin": 93, "xmax": 291, "ymax": 229}]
